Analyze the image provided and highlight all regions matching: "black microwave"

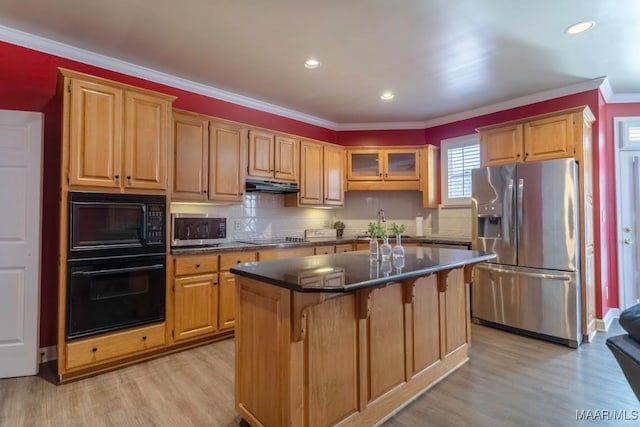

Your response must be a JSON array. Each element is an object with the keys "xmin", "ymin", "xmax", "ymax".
[
  {"xmin": 171, "ymin": 214, "xmax": 227, "ymax": 247},
  {"xmin": 68, "ymin": 192, "xmax": 166, "ymax": 259}
]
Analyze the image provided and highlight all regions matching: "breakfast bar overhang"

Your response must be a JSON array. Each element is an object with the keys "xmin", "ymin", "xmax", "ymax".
[{"xmin": 231, "ymin": 248, "xmax": 496, "ymax": 427}]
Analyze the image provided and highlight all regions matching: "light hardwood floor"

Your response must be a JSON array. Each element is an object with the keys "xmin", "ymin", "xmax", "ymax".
[{"xmin": 0, "ymin": 323, "xmax": 637, "ymax": 427}]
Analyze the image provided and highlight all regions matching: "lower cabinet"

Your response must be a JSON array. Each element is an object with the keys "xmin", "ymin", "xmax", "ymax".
[
  {"xmin": 66, "ymin": 323, "xmax": 165, "ymax": 370},
  {"xmin": 218, "ymin": 252, "xmax": 257, "ymax": 330},
  {"xmin": 172, "ymin": 254, "xmax": 219, "ymax": 342},
  {"xmin": 173, "ymin": 273, "xmax": 219, "ymax": 341}
]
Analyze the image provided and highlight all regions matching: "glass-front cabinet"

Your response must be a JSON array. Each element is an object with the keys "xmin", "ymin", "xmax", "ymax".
[{"xmin": 347, "ymin": 149, "xmax": 420, "ymax": 181}]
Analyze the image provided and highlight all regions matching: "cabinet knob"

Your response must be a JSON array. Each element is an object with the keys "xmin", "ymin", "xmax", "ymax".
[
  {"xmin": 525, "ymin": 153, "xmax": 529, "ymax": 157},
  {"xmin": 385, "ymin": 173, "xmax": 388, "ymax": 177},
  {"xmin": 126, "ymin": 175, "xmax": 131, "ymax": 180},
  {"xmin": 237, "ymin": 260, "xmax": 242, "ymax": 263},
  {"xmin": 379, "ymin": 173, "xmax": 382, "ymax": 177},
  {"xmin": 142, "ymin": 336, "xmax": 147, "ymax": 341},
  {"xmin": 114, "ymin": 175, "xmax": 120, "ymax": 183},
  {"xmin": 196, "ymin": 264, "xmax": 201, "ymax": 268},
  {"xmin": 203, "ymin": 190, "xmax": 208, "ymax": 194},
  {"xmin": 516, "ymin": 154, "xmax": 521, "ymax": 157},
  {"xmin": 214, "ymin": 281, "xmax": 218, "ymax": 285},
  {"xmin": 92, "ymin": 347, "xmax": 98, "ymax": 353}
]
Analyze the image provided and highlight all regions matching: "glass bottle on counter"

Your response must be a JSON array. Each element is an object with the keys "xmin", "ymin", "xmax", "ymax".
[
  {"xmin": 380, "ymin": 236, "xmax": 392, "ymax": 260},
  {"xmin": 369, "ymin": 237, "xmax": 379, "ymax": 260},
  {"xmin": 392, "ymin": 234, "xmax": 405, "ymax": 259}
]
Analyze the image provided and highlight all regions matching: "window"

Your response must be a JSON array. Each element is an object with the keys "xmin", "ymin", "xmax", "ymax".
[
  {"xmin": 616, "ymin": 117, "xmax": 640, "ymax": 149},
  {"xmin": 440, "ymin": 134, "xmax": 480, "ymax": 206}
]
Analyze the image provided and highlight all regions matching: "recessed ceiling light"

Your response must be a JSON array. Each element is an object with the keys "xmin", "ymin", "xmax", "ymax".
[
  {"xmin": 304, "ymin": 58, "xmax": 320, "ymax": 69},
  {"xmin": 380, "ymin": 91, "xmax": 395, "ymax": 101},
  {"xmin": 566, "ymin": 21, "xmax": 595, "ymax": 35}
]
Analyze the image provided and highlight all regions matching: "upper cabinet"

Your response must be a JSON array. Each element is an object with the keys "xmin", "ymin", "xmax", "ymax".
[
  {"xmin": 346, "ymin": 148, "xmax": 420, "ymax": 190},
  {"xmin": 172, "ymin": 110, "xmax": 247, "ymax": 203},
  {"xmin": 478, "ymin": 112, "xmax": 576, "ymax": 167},
  {"xmin": 61, "ymin": 69, "xmax": 174, "ymax": 192},
  {"xmin": 285, "ymin": 139, "xmax": 344, "ymax": 207},
  {"xmin": 248, "ymin": 130, "xmax": 298, "ymax": 182}
]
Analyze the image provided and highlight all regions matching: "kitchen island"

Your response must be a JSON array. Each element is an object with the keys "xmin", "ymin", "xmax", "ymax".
[{"xmin": 230, "ymin": 247, "xmax": 495, "ymax": 427}]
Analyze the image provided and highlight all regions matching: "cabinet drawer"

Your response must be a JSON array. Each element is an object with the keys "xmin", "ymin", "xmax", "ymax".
[
  {"xmin": 174, "ymin": 255, "xmax": 218, "ymax": 276},
  {"xmin": 335, "ymin": 244, "xmax": 353, "ymax": 253},
  {"xmin": 314, "ymin": 245, "xmax": 335, "ymax": 255},
  {"xmin": 220, "ymin": 252, "xmax": 257, "ymax": 271},
  {"xmin": 66, "ymin": 323, "xmax": 165, "ymax": 370}
]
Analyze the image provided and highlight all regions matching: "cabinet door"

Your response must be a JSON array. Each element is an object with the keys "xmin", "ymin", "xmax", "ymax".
[
  {"xmin": 384, "ymin": 149, "xmax": 419, "ymax": 181},
  {"xmin": 523, "ymin": 113, "xmax": 574, "ymax": 162},
  {"xmin": 68, "ymin": 78, "xmax": 123, "ymax": 188},
  {"xmin": 209, "ymin": 122, "xmax": 247, "ymax": 202},
  {"xmin": 124, "ymin": 91, "xmax": 170, "ymax": 190},
  {"xmin": 172, "ymin": 112, "xmax": 208, "ymax": 200},
  {"xmin": 323, "ymin": 145, "xmax": 344, "ymax": 206},
  {"xmin": 218, "ymin": 271, "xmax": 237, "ymax": 330},
  {"xmin": 248, "ymin": 130, "xmax": 274, "ymax": 179},
  {"xmin": 314, "ymin": 245, "xmax": 335, "ymax": 255},
  {"xmin": 347, "ymin": 150, "xmax": 382, "ymax": 181},
  {"xmin": 274, "ymin": 135, "xmax": 298, "ymax": 182},
  {"xmin": 480, "ymin": 124, "xmax": 523, "ymax": 166},
  {"xmin": 173, "ymin": 274, "xmax": 218, "ymax": 341},
  {"xmin": 299, "ymin": 140, "xmax": 324, "ymax": 205}
]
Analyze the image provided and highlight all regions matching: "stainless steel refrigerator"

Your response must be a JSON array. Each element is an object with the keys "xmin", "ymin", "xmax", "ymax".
[{"xmin": 471, "ymin": 158, "xmax": 581, "ymax": 348}]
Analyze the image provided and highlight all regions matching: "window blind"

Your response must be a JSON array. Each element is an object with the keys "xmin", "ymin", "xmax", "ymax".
[{"xmin": 447, "ymin": 144, "xmax": 480, "ymax": 199}]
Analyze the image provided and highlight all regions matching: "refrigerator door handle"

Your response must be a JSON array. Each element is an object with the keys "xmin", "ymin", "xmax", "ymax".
[
  {"xmin": 474, "ymin": 264, "xmax": 572, "ymax": 281},
  {"xmin": 517, "ymin": 178, "xmax": 524, "ymax": 243},
  {"xmin": 504, "ymin": 179, "xmax": 514, "ymax": 244}
]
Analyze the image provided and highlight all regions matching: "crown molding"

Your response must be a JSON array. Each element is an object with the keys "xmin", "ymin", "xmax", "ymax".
[
  {"xmin": 335, "ymin": 121, "xmax": 426, "ymax": 131},
  {"xmin": 2, "ymin": 25, "xmax": 640, "ymax": 131},
  {"xmin": 421, "ymin": 77, "xmax": 607, "ymax": 128},
  {"xmin": 0, "ymin": 24, "xmax": 337, "ymax": 130}
]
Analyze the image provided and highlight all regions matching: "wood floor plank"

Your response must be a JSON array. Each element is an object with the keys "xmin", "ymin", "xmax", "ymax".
[{"xmin": 0, "ymin": 324, "xmax": 637, "ymax": 426}]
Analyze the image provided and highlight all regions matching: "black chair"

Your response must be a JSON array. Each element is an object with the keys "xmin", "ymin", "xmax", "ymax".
[{"xmin": 606, "ymin": 303, "xmax": 640, "ymax": 402}]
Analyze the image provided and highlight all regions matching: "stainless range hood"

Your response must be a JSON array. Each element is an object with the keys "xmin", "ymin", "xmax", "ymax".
[{"xmin": 245, "ymin": 178, "xmax": 299, "ymax": 194}]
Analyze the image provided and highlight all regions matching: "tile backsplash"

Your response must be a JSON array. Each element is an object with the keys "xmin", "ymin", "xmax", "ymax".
[{"xmin": 170, "ymin": 191, "xmax": 472, "ymax": 240}]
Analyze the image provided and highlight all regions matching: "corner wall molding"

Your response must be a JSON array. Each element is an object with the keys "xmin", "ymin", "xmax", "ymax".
[
  {"xmin": 39, "ymin": 345, "xmax": 58, "ymax": 364},
  {"xmin": 596, "ymin": 308, "xmax": 620, "ymax": 332}
]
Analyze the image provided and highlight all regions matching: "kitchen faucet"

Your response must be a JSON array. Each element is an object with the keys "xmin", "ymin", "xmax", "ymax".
[{"xmin": 377, "ymin": 209, "xmax": 386, "ymax": 225}]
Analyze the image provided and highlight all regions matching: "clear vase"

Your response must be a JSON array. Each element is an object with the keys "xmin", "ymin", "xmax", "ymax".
[
  {"xmin": 380, "ymin": 236, "xmax": 392, "ymax": 260},
  {"xmin": 392, "ymin": 234, "xmax": 405, "ymax": 259},
  {"xmin": 369, "ymin": 238, "xmax": 379, "ymax": 260}
]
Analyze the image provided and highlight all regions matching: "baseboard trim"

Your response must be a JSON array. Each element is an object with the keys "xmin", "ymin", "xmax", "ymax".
[
  {"xmin": 596, "ymin": 308, "xmax": 620, "ymax": 331},
  {"xmin": 39, "ymin": 345, "xmax": 58, "ymax": 363}
]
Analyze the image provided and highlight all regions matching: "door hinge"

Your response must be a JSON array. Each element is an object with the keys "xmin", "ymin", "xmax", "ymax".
[
  {"xmin": 66, "ymin": 171, "xmax": 69, "ymax": 184},
  {"xmin": 67, "ymin": 81, "xmax": 71, "ymax": 93},
  {"xmin": 172, "ymin": 285, "xmax": 175, "ymax": 292},
  {"xmin": 171, "ymin": 330, "xmax": 174, "ymax": 338}
]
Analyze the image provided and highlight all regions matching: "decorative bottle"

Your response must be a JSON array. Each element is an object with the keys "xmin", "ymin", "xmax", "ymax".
[
  {"xmin": 369, "ymin": 237, "xmax": 379, "ymax": 260},
  {"xmin": 380, "ymin": 236, "xmax": 392, "ymax": 260},
  {"xmin": 392, "ymin": 234, "xmax": 405, "ymax": 259}
]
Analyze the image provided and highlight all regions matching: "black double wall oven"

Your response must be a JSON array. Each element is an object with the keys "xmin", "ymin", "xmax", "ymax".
[{"xmin": 66, "ymin": 192, "xmax": 166, "ymax": 341}]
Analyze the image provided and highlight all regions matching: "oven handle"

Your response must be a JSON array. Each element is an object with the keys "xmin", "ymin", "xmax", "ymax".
[{"xmin": 72, "ymin": 263, "xmax": 165, "ymax": 277}]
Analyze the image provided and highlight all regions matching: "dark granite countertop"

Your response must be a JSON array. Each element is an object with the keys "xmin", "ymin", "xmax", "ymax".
[
  {"xmin": 170, "ymin": 236, "xmax": 472, "ymax": 256},
  {"xmin": 230, "ymin": 247, "xmax": 495, "ymax": 293}
]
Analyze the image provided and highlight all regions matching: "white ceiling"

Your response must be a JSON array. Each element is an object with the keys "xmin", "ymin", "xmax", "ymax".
[{"xmin": 1, "ymin": 0, "xmax": 639, "ymax": 127}]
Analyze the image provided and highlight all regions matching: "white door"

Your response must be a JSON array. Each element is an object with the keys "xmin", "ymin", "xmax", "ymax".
[
  {"xmin": 0, "ymin": 110, "xmax": 43, "ymax": 378},
  {"xmin": 615, "ymin": 118, "xmax": 640, "ymax": 310}
]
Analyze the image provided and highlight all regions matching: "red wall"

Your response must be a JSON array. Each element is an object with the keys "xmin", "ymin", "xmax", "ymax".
[
  {"xmin": 0, "ymin": 38, "xmax": 621, "ymax": 348},
  {"xmin": 601, "ymin": 102, "xmax": 640, "ymax": 312}
]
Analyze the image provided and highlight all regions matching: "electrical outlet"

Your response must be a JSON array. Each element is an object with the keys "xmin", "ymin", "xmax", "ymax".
[{"xmin": 234, "ymin": 220, "xmax": 241, "ymax": 231}]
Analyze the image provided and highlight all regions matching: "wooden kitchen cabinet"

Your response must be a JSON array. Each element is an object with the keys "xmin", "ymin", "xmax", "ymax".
[
  {"xmin": 259, "ymin": 246, "xmax": 315, "ymax": 261},
  {"xmin": 248, "ymin": 130, "xmax": 298, "ymax": 182},
  {"xmin": 172, "ymin": 109, "xmax": 247, "ymax": 203},
  {"xmin": 479, "ymin": 112, "xmax": 575, "ymax": 167},
  {"xmin": 62, "ymin": 69, "xmax": 173, "ymax": 192},
  {"xmin": 335, "ymin": 243, "xmax": 354, "ymax": 253},
  {"xmin": 172, "ymin": 254, "xmax": 219, "ymax": 342},
  {"xmin": 314, "ymin": 245, "xmax": 335, "ymax": 255},
  {"xmin": 218, "ymin": 252, "xmax": 257, "ymax": 330},
  {"xmin": 346, "ymin": 147, "xmax": 421, "ymax": 190},
  {"xmin": 66, "ymin": 323, "xmax": 165, "ymax": 370},
  {"xmin": 286, "ymin": 139, "xmax": 345, "ymax": 207}
]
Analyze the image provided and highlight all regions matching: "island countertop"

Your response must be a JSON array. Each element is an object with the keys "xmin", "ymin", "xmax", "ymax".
[{"xmin": 230, "ymin": 247, "xmax": 496, "ymax": 293}]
